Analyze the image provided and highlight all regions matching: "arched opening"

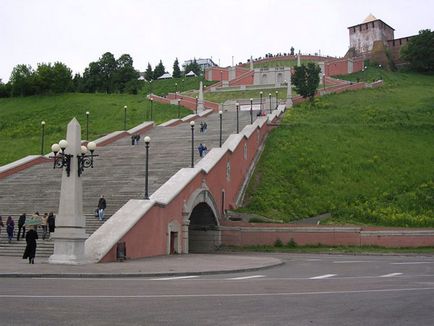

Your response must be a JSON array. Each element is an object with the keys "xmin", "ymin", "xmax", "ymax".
[{"xmin": 189, "ymin": 202, "xmax": 220, "ymax": 253}]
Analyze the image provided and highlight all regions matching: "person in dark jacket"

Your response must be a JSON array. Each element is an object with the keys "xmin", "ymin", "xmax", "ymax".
[
  {"xmin": 17, "ymin": 213, "xmax": 26, "ymax": 241},
  {"xmin": 6, "ymin": 216, "xmax": 14, "ymax": 243},
  {"xmin": 97, "ymin": 195, "xmax": 107, "ymax": 221},
  {"xmin": 23, "ymin": 226, "xmax": 38, "ymax": 264},
  {"xmin": 47, "ymin": 212, "xmax": 55, "ymax": 238}
]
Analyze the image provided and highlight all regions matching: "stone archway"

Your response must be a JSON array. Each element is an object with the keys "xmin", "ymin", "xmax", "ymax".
[{"xmin": 182, "ymin": 188, "xmax": 221, "ymax": 253}]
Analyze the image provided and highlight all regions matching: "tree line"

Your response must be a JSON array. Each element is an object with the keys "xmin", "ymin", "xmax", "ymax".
[{"xmin": 0, "ymin": 53, "xmax": 204, "ymax": 98}]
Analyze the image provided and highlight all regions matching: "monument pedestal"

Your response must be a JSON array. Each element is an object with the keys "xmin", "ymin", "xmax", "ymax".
[{"xmin": 49, "ymin": 228, "xmax": 89, "ymax": 264}]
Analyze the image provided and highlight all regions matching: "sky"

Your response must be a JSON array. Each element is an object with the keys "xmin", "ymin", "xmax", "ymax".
[{"xmin": 0, "ymin": 0, "xmax": 432, "ymax": 82}]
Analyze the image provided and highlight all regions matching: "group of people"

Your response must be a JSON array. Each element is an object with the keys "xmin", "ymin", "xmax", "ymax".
[
  {"xmin": 131, "ymin": 134, "xmax": 141, "ymax": 145},
  {"xmin": 198, "ymin": 143, "xmax": 208, "ymax": 158},
  {"xmin": 0, "ymin": 211, "xmax": 56, "ymax": 264},
  {"xmin": 199, "ymin": 121, "xmax": 208, "ymax": 133}
]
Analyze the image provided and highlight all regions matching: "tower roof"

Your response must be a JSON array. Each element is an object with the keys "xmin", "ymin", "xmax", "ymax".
[{"xmin": 363, "ymin": 13, "xmax": 377, "ymax": 23}]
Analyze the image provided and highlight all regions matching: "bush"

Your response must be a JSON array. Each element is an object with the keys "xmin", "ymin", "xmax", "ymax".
[{"xmin": 274, "ymin": 238, "xmax": 284, "ymax": 247}]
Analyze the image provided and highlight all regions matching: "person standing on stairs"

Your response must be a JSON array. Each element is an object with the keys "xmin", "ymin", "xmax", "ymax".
[
  {"xmin": 0, "ymin": 216, "xmax": 4, "ymax": 240},
  {"xmin": 6, "ymin": 216, "xmax": 14, "ymax": 243},
  {"xmin": 23, "ymin": 225, "xmax": 38, "ymax": 264},
  {"xmin": 17, "ymin": 213, "xmax": 26, "ymax": 241},
  {"xmin": 47, "ymin": 212, "xmax": 55, "ymax": 239},
  {"xmin": 98, "ymin": 195, "xmax": 107, "ymax": 221}
]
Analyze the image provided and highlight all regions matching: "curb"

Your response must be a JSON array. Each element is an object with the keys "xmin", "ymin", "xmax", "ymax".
[{"xmin": 0, "ymin": 259, "xmax": 284, "ymax": 279}]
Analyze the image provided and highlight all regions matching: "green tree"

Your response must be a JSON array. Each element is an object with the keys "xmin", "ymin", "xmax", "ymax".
[
  {"xmin": 82, "ymin": 61, "xmax": 102, "ymax": 93},
  {"xmin": 34, "ymin": 62, "xmax": 72, "ymax": 94},
  {"xmin": 144, "ymin": 63, "xmax": 153, "ymax": 81},
  {"xmin": 173, "ymin": 58, "xmax": 181, "ymax": 78},
  {"xmin": 292, "ymin": 62, "xmax": 321, "ymax": 102},
  {"xmin": 153, "ymin": 60, "xmax": 165, "ymax": 79},
  {"xmin": 184, "ymin": 59, "xmax": 201, "ymax": 76},
  {"xmin": 114, "ymin": 54, "xmax": 139, "ymax": 93},
  {"xmin": 401, "ymin": 29, "xmax": 434, "ymax": 73},
  {"xmin": 9, "ymin": 64, "xmax": 35, "ymax": 96},
  {"xmin": 98, "ymin": 52, "xmax": 117, "ymax": 93}
]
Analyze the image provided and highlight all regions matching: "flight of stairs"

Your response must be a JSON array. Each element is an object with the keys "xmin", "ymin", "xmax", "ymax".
[{"xmin": 0, "ymin": 109, "xmax": 256, "ymax": 257}]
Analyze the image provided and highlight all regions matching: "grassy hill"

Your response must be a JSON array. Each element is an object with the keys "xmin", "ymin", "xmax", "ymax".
[
  {"xmin": 240, "ymin": 67, "xmax": 434, "ymax": 227},
  {"xmin": 0, "ymin": 93, "xmax": 191, "ymax": 166},
  {"xmin": 140, "ymin": 76, "xmax": 215, "ymax": 97}
]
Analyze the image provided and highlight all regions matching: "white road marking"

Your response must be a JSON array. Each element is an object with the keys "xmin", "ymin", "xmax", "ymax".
[
  {"xmin": 1, "ymin": 287, "xmax": 433, "ymax": 299},
  {"xmin": 391, "ymin": 262, "xmax": 433, "ymax": 265},
  {"xmin": 227, "ymin": 275, "xmax": 265, "ymax": 280},
  {"xmin": 333, "ymin": 261, "xmax": 374, "ymax": 264},
  {"xmin": 380, "ymin": 273, "xmax": 403, "ymax": 278},
  {"xmin": 310, "ymin": 274, "xmax": 337, "ymax": 279},
  {"xmin": 150, "ymin": 276, "xmax": 199, "ymax": 281}
]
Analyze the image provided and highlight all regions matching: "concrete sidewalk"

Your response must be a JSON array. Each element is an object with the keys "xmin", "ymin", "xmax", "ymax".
[{"xmin": 0, "ymin": 253, "xmax": 282, "ymax": 278}]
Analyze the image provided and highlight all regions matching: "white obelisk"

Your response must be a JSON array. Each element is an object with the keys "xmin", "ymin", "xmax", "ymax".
[{"xmin": 49, "ymin": 118, "xmax": 88, "ymax": 264}]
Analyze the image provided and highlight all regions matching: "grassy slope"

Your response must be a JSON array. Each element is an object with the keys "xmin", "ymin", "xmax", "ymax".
[
  {"xmin": 0, "ymin": 93, "xmax": 191, "ymax": 165},
  {"xmin": 141, "ymin": 76, "xmax": 215, "ymax": 97},
  {"xmin": 240, "ymin": 67, "xmax": 434, "ymax": 227}
]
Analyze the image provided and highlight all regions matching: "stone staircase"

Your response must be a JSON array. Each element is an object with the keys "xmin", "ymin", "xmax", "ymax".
[{"xmin": 0, "ymin": 108, "xmax": 256, "ymax": 257}]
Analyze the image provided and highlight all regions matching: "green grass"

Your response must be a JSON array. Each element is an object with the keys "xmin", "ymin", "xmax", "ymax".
[
  {"xmin": 240, "ymin": 59, "xmax": 316, "ymax": 69},
  {"xmin": 140, "ymin": 76, "xmax": 215, "ymax": 97},
  {"xmin": 0, "ymin": 93, "xmax": 191, "ymax": 166},
  {"xmin": 240, "ymin": 67, "xmax": 434, "ymax": 227},
  {"xmin": 204, "ymin": 88, "xmax": 292, "ymax": 104},
  {"xmin": 221, "ymin": 244, "xmax": 434, "ymax": 254}
]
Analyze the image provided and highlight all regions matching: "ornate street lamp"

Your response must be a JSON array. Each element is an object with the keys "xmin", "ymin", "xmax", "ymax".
[
  {"xmin": 190, "ymin": 121, "xmax": 195, "ymax": 168},
  {"xmin": 259, "ymin": 91, "xmax": 263, "ymax": 115},
  {"xmin": 219, "ymin": 110, "xmax": 223, "ymax": 147},
  {"xmin": 50, "ymin": 140, "xmax": 97, "ymax": 177},
  {"xmin": 40, "ymin": 121, "xmax": 45, "ymax": 155},
  {"xmin": 144, "ymin": 136, "xmax": 151, "ymax": 199}
]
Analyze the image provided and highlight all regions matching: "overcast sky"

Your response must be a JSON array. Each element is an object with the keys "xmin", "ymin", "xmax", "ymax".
[{"xmin": 0, "ymin": 0, "xmax": 432, "ymax": 82}]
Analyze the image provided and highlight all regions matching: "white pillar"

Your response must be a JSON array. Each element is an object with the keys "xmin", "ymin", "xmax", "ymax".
[
  {"xmin": 297, "ymin": 53, "xmax": 301, "ymax": 67},
  {"xmin": 286, "ymin": 74, "xmax": 293, "ymax": 108},
  {"xmin": 49, "ymin": 118, "xmax": 88, "ymax": 264},
  {"xmin": 197, "ymin": 81, "xmax": 205, "ymax": 112}
]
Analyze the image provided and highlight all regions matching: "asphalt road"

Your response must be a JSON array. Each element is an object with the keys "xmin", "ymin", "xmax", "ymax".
[{"xmin": 0, "ymin": 254, "xmax": 433, "ymax": 325}]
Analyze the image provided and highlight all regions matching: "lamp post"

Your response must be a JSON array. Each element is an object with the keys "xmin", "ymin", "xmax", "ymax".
[
  {"xmin": 40, "ymin": 121, "xmax": 45, "ymax": 155},
  {"xmin": 195, "ymin": 96, "xmax": 198, "ymax": 115},
  {"xmin": 177, "ymin": 98, "xmax": 181, "ymax": 118},
  {"xmin": 250, "ymin": 98, "xmax": 253, "ymax": 124},
  {"xmin": 219, "ymin": 110, "xmax": 223, "ymax": 147},
  {"xmin": 123, "ymin": 105, "xmax": 127, "ymax": 130},
  {"xmin": 181, "ymin": 79, "xmax": 184, "ymax": 93},
  {"xmin": 144, "ymin": 136, "xmax": 150, "ymax": 199},
  {"xmin": 150, "ymin": 97, "xmax": 154, "ymax": 121},
  {"xmin": 268, "ymin": 93, "xmax": 272, "ymax": 113},
  {"xmin": 190, "ymin": 121, "xmax": 195, "ymax": 168},
  {"xmin": 236, "ymin": 102, "xmax": 239, "ymax": 133},
  {"xmin": 175, "ymin": 82, "xmax": 178, "ymax": 99},
  {"xmin": 85, "ymin": 111, "xmax": 89, "ymax": 141},
  {"xmin": 259, "ymin": 91, "xmax": 263, "ymax": 115},
  {"xmin": 220, "ymin": 70, "xmax": 223, "ymax": 85},
  {"xmin": 275, "ymin": 90, "xmax": 279, "ymax": 109}
]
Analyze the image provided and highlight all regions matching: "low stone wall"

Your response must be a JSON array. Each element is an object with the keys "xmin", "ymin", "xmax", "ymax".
[{"xmin": 220, "ymin": 224, "xmax": 434, "ymax": 248}]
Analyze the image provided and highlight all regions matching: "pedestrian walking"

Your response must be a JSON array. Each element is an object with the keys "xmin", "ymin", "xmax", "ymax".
[
  {"xmin": 97, "ymin": 195, "xmax": 107, "ymax": 221},
  {"xmin": 17, "ymin": 213, "xmax": 26, "ymax": 241},
  {"xmin": 200, "ymin": 121, "xmax": 204, "ymax": 133},
  {"xmin": 23, "ymin": 226, "xmax": 38, "ymax": 264},
  {"xmin": 6, "ymin": 216, "xmax": 14, "ymax": 243},
  {"xmin": 0, "ymin": 216, "xmax": 4, "ymax": 240},
  {"xmin": 41, "ymin": 213, "xmax": 48, "ymax": 240},
  {"xmin": 47, "ymin": 212, "xmax": 55, "ymax": 239}
]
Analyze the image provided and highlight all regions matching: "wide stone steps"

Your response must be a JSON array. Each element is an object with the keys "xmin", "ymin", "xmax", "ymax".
[{"xmin": 0, "ymin": 109, "xmax": 256, "ymax": 257}]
